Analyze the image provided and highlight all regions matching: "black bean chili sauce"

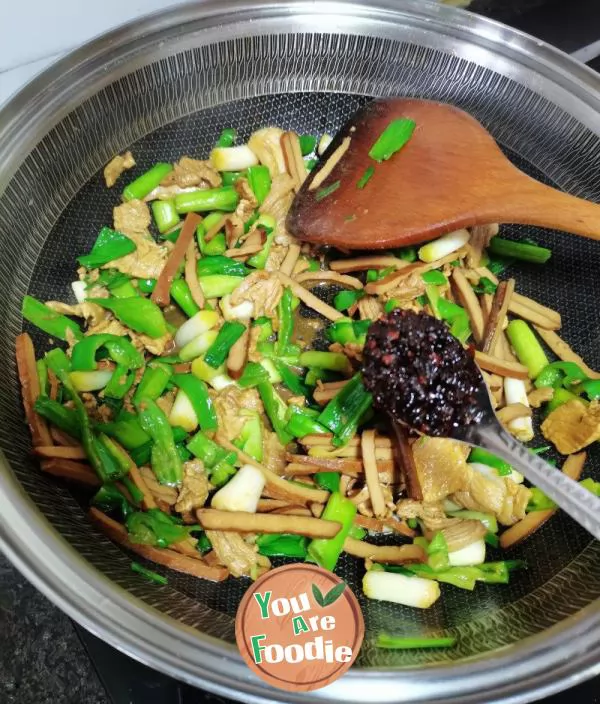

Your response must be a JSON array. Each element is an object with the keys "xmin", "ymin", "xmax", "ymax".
[{"xmin": 362, "ymin": 309, "xmax": 483, "ymax": 436}]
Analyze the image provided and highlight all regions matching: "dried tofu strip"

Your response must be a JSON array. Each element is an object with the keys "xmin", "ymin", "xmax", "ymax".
[
  {"xmin": 329, "ymin": 256, "xmax": 407, "ymax": 273},
  {"xmin": 361, "ymin": 430, "xmax": 387, "ymax": 518},
  {"xmin": 90, "ymin": 508, "xmax": 228, "ymax": 581},
  {"xmin": 16, "ymin": 333, "xmax": 53, "ymax": 447},
  {"xmin": 307, "ymin": 445, "xmax": 394, "ymax": 460},
  {"xmin": 528, "ymin": 386, "xmax": 554, "ymax": 408},
  {"xmin": 499, "ymin": 452, "xmax": 586, "ymax": 549},
  {"xmin": 281, "ymin": 132, "xmax": 308, "ymax": 190},
  {"xmin": 474, "ymin": 350, "xmax": 529, "ymax": 379},
  {"xmin": 479, "ymin": 293, "xmax": 494, "ymax": 324},
  {"xmin": 343, "ymin": 538, "xmax": 425, "ymax": 564},
  {"xmin": 309, "ymin": 136, "xmax": 351, "ymax": 191},
  {"xmin": 41, "ymin": 459, "xmax": 100, "ymax": 487},
  {"xmin": 280, "ymin": 243, "xmax": 301, "ymax": 276},
  {"xmin": 257, "ymin": 499, "xmax": 292, "ymax": 512},
  {"xmin": 365, "ymin": 248, "xmax": 467, "ymax": 296},
  {"xmin": 33, "ymin": 446, "xmax": 86, "ymax": 460},
  {"xmin": 300, "ymin": 434, "xmax": 392, "ymax": 448},
  {"xmin": 270, "ymin": 505, "xmax": 313, "ymax": 517},
  {"xmin": 225, "ymin": 243, "xmax": 264, "ymax": 259},
  {"xmin": 496, "ymin": 403, "xmax": 532, "ymax": 424},
  {"xmin": 313, "ymin": 380, "xmax": 350, "ymax": 405},
  {"xmin": 285, "ymin": 453, "xmax": 394, "ymax": 475},
  {"xmin": 218, "ymin": 437, "xmax": 329, "ymax": 504},
  {"xmin": 227, "ymin": 327, "xmax": 249, "ymax": 380},
  {"xmin": 451, "ymin": 268, "xmax": 485, "ymax": 344},
  {"xmin": 294, "ymin": 271, "xmax": 363, "ymax": 289},
  {"xmin": 50, "ymin": 427, "xmax": 81, "ymax": 447},
  {"xmin": 509, "ymin": 300, "xmax": 561, "ymax": 330},
  {"xmin": 185, "ymin": 239, "xmax": 205, "ymax": 308},
  {"xmin": 276, "ymin": 272, "xmax": 343, "ymax": 321},
  {"xmin": 482, "ymin": 278, "xmax": 514, "ymax": 354},
  {"xmin": 391, "ymin": 424, "xmax": 423, "ymax": 501},
  {"xmin": 128, "ymin": 464, "xmax": 158, "ymax": 511},
  {"xmin": 533, "ymin": 327, "xmax": 600, "ymax": 379},
  {"xmin": 354, "ymin": 514, "xmax": 416, "ymax": 538},
  {"xmin": 197, "ymin": 508, "xmax": 340, "ymax": 539},
  {"xmin": 473, "ymin": 267, "xmax": 561, "ymax": 329},
  {"xmin": 152, "ymin": 213, "xmax": 202, "ymax": 306},
  {"xmin": 203, "ymin": 214, "xmax": 228, "ymax": 243}
]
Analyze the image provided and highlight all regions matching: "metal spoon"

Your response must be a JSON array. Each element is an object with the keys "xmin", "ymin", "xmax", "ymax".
[{"xmin": 362, "ymin": 310, "xmax": 600, "ymax": 541}]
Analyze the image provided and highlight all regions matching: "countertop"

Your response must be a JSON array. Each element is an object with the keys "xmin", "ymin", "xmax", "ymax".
[{"xmin": 1, "ymin": 1, "xmax": 600, "ymax": 703}]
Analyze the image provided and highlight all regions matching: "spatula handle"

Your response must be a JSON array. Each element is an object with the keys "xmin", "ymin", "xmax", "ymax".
[
  {"xmin": 499, "ymin": 175, "xmax": 600, "ymax": 241},
  {"xmin": 473, "ymin": 424, "xmax": 600, "ymax": 541}
]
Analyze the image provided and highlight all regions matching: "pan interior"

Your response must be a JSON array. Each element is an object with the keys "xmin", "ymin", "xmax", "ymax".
[{"xmin": 1, "ymin": 31, "xmax": 599, "ymax": 670}]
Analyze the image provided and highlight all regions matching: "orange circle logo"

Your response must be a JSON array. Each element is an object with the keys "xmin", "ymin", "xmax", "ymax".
[{"xmin": 235, "ymin": 564, "xmax": 364, "ymax": 691}]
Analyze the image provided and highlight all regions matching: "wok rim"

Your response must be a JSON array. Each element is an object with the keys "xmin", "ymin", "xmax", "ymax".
[{"xmin": 0, "ymin": 1, "xmax": 599, "ymax": 702}]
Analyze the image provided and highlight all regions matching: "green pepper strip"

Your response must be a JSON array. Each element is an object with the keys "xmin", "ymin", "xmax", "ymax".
[
  {"xmin": 131, "ymin": 561, "xmax": 168, "ymax": 584},
  {"xmin": 88, "ymin": 297, "xmax": 167, "ymax": 339},
  {"xmin": 257, "ymin": 534, "xmax": 308, "ymax": 558},
  {"xmin": 46, "ymin": 359, "xmax": 125, "ymax": 482},
  {"xmin": 36, "ymin": 359, "xmax": 48, "ymax": 396},
  {"xmin": 237, "ymin": 361, "xmax": 270, "ymax": 388},
  {"xmin": 22, "ymin": 296, "xmax": 83, "ymax": 342},
  {"xmin": 334, "ymin": 289, "xmax": 364, "ymax": 311},
  {"xmin": 204, "ymin": 321, "xmax": 246, "ymax": 369},
  {"xmin": 93, "ymin": 484, "xmax": 134, "ymax": 520},
  {"xmin": 126, "ymin": 508, "xmax": 190, "ymax": 547},
  {"xmin": 274, "ymin": 362, "xmax": 309, "ymax": 396},
  {"xmin": 247, "ymin": 225, "xmax": 275, "ymax": 270},
  {"xmin": 104, "ymin": 364, "xmax": 136, "ymax": 399},
  {"xmin": 186, "ymin": 430, "xmax": 235, "ymax": 469},
  {"xmin": 216, "ymin": 128, "xmax": 236, "ymax": 148},
  {"xmin": 34, "ymin": 397, "xmax": 81, "ymax": 439},
  {"xmin": 317, "ymin": 373, "xmax": 373, "ymax": 446},
  {"xmin": 314, "ymin": 472, "xmax": 341, "ymax": 493},
  {"xmin": 135, "ymin": 397, "xmax": 183, "ymax": 486},
  {"xmin": 96, "ymin": 412, "xmax": 151, "ymax": 450},
  {"xmin": 247, "ymin": 165, "xmax": 272, "ymax": 205},
  {"xmin": 376, "ymin": 634, "xmax": 456, "ymax": 650},
  {"xmin": 299, "ymin": 351, "xmax": 351, "ymax": 373},
  {"xmin": 133, "ymin": 362, "xmax": 172, "ymax": 405},
  {"xmin": 307, "ymin": 492, "xmax": 357, "ymax": 571},
  {"xmin": 369, "ymin": 118, "xmax": 416, "ymax": 162},
  {"xmin": 427, "ymin": 532, "xmax": 450, "ymax": 572},
  {"xmin": 285, "ymin": 406, "xmax": 329, "ymax": 438},
  {"xmin": 275, "ymin": 288, "xmax": 295, "ymax": 356},
  {"xmin": 170, "ymin": 278, "xmax": 200, "ymax": 318},
  {"xmin": 171, "ymin": 374, "xmax": 217, "ymax": 431},
  {"xmin": 71, "ymin": 334, "xmax": 144, "ymax": 371},
  {"xmin": 468, "ymin": 448, "xmax": 513, "ymax": 476},
  {"xmin": 257, "ymin": 382, "xmax": 293, "ymax": 445},
  {"xmin": 77, "ymin": 226, "xmax": 137, "ymax": 268},
  {"xmin": 196, "ymin": 255, "xmax": 249, "ymax": 277}
]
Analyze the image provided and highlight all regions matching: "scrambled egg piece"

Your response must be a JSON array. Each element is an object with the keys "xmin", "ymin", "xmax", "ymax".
[
  {"xmin": 541, "ymin": 399, "xmax": 600, "ymax": 455},
  {"xmin": 103, "ymin": 151, "xmax": 135, "ymax": 188}
]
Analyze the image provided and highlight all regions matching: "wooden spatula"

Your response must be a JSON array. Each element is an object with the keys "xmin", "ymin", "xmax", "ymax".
[{"xmin": 287, "ymin": 98, "xmax": 600, "ymax": 249}]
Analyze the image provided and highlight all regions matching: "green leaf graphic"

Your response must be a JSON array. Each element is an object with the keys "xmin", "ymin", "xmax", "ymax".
[
  {"xmin": 312, "ymin": 583, "xmax": 325, "ymax": 607},
  {"xmin": 323, "ymin": 581, "xmax": 346, "ymax": 606}
]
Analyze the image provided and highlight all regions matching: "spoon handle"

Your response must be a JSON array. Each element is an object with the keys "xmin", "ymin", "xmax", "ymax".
[{"xmin": 472, "ymin": 424, "xmax": 600, "ymax": 541}]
